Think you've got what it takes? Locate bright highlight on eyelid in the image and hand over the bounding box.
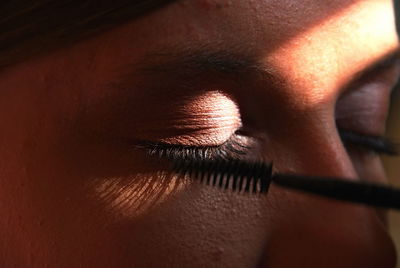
[159,90,242,146]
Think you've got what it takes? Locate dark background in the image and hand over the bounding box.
[385,1,400,264]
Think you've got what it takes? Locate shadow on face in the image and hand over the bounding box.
[0,0,398,267]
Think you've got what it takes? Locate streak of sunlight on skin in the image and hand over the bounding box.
[265,0,398,109]
[159,91,241,145]
[94,172,187,219]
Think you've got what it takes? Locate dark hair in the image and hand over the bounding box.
[0,0,176,70]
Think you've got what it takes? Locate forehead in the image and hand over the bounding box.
[91,0,397,66]
[10,0,397,111]
[70,0,396,100]
[155,0,394,48]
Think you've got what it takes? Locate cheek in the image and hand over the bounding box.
[108,176,396,268]
[100,186,275,267]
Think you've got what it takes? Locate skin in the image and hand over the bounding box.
[0,0,399,267]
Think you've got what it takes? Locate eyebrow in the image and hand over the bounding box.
[350,48,400,79]
[114,46,400,92]
[382,48,400,71]
[340,47,400,94]
[114,46,283,89]
[367,48,399,71]
[139,50,263,75]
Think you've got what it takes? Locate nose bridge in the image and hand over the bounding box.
[258,110,398,268]
[265,109,357,179]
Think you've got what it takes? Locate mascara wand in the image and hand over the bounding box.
[172,158,400,210]
[272,173,400,210]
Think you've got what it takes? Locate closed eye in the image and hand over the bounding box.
[137,132,260,162]
[339,128,398,155]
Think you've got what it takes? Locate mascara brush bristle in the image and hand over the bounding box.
[172,159,273,194]
[171,158,400,210]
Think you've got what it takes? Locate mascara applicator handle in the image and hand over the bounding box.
[272,174,400,210]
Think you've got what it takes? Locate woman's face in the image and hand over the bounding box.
[1,0,399,267]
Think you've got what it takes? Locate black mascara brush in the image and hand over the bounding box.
[172,158,400,210]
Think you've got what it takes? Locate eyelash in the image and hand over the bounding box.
[141,134,252,161]
[141,130,398,163]
[338,129,398,156]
